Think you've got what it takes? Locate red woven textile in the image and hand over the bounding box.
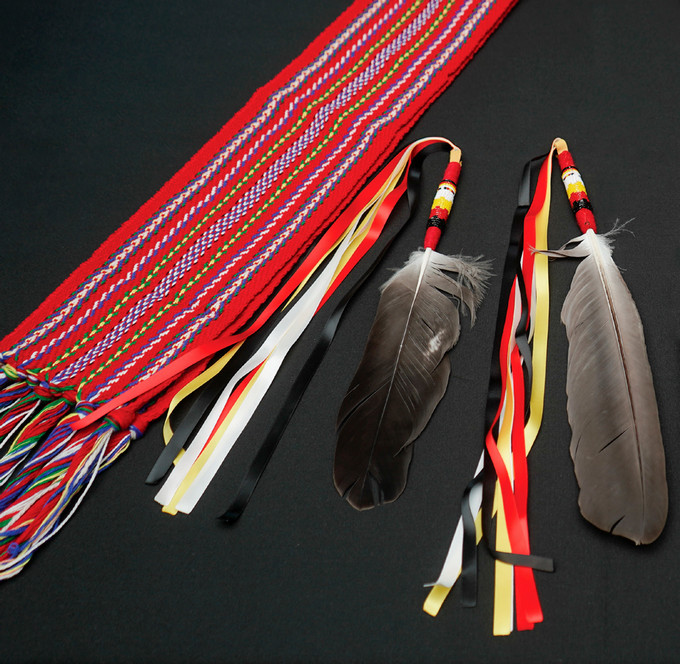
[0,0,516,577]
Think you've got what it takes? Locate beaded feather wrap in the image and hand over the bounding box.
[0,0,516,577]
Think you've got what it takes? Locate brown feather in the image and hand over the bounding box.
[548,229,667,544]
[334,249,490,510]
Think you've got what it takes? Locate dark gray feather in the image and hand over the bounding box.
[334,249,490,510]
[550,230,667,544]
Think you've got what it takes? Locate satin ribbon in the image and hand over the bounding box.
[425,140,559,634]
[150,138,457,514]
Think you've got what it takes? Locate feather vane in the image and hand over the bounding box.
[548,229,667,544]
[334,249,490,510]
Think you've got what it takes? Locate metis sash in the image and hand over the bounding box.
[0,0,516,577]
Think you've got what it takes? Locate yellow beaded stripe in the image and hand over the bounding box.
[560,166,587,199]
[432,180,456,213]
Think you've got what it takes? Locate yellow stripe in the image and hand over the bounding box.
[493,310,518,635]
[423,505,482,617]
[524,141,556,453]
[566,182,586,198]
[162,360,268,515]
[432,195,454,212]
[423,584,451,615]
[163,343,244,443]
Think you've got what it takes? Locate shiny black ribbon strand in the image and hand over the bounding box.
[146,142,455,524]
[460,154,554,608]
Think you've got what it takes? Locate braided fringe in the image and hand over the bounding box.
[0,398,72,485]
[0,417,123,579]
[0,373,135,579]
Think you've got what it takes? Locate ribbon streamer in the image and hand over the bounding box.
[153,139,459,515]
[424,140,558,634]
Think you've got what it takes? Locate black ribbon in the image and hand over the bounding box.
[145,316,281,485]
[220,141,451,523]
[460,154,554,608]
[144,141,454,514]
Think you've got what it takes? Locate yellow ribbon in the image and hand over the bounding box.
[492,141,555,634]
[424,141,556,632]
[159,141,444,513]
[162,360,269,515]
[163,344,244,444]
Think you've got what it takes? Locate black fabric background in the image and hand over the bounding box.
[1,2,679,662]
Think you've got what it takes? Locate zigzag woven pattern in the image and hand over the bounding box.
[0,0,516,577]
[1,0,514,425]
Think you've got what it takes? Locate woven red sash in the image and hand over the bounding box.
[0,0,516,577]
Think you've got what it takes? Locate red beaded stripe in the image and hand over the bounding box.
[424,159,461,249]
[556,148,597,233]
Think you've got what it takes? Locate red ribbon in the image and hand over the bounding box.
[74,138,451,431]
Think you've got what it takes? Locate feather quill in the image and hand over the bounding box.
[549,139,667,544]
[334,149,490,510]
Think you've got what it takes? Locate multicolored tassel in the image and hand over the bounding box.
[424,140,559,633]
